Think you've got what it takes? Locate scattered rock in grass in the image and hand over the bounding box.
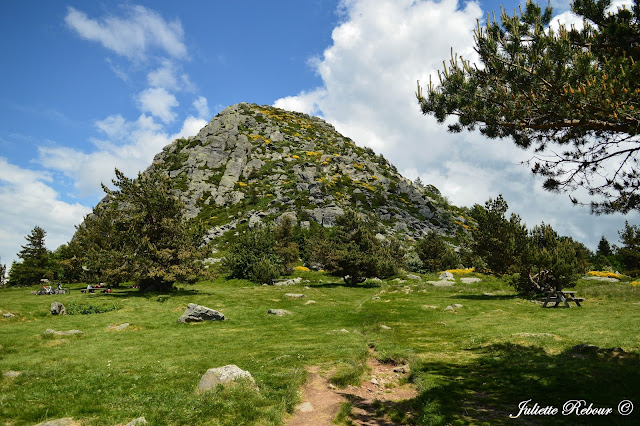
[427,280,454,287]
[393,278,406,283]
[368,277,383,283]
[570,344,627,357]
[4,370,21,378]
[444,305,462,312]
[274,277,302,286]
[178,303,225,323]
[380,325,391,330]
[452,304,463,308]
[338,329,350,333]
[295,401,314,413]
[107,323,130,331]
[372,296,380,300]
[268,309,292,316]
[460,277,482,284]
[285,293,305,299]
[197,364,256,393]
[35,417,81,426]
[126,416,148,425]
[514,332,556,338]
[50,302,66,316]
[582,276,620,282]
[43,329,83,337]
[406,274,422,281]
[304,300,316,305]
[3,313,14,318]
[393,365,410,374]
[439,271,454,281]
[422,305,438,309]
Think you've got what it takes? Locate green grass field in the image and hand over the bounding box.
[1,273,639,425]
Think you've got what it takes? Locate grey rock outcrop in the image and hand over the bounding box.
[43,329,83,337]
[197,364,255,393]
[50,302,66,315]
[178,303,225,323]
[268,309,292,316]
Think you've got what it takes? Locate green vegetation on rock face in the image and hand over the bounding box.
[144,103,466,246]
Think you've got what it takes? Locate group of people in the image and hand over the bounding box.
[41,283,63,294]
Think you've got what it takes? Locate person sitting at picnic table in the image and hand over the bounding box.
[87,284,93,290]
[57,283,62,291]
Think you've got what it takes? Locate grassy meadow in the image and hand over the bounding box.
[1,272,639,425]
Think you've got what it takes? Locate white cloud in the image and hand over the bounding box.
[136,87,179,123]
[192,96,211,120]
[65,5,187,61]
[0,158,91,268]
[273,89,326,116]
[273,0,638,249]
[37,112,207,198]
[147,58,195,92]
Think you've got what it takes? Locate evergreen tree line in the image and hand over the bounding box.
[3,166,640,296]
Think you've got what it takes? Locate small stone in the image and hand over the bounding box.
[304,300,316,305]
[268,309,292,316]
[197,365,255,393]
[439,271,454,281]
[178,303,225,323]
[370,377,379,385]
[452,304,463,308]
[43,329,83,337]
[406,274,422,281]
[295,401,314,413]
[284,293,305,299]
[3,313,14,318]
[4,370,21,378]
[338,329,350,333]
[393,365,410,374]
[380,325,391,330]
[422,305,438,309]
[444,306,456,312]
[107,323,130,331]
[35,418,80,426]
[460,277,481,284]
[372,296,381,300]
[126,417,148,425]
[50,302,66,316]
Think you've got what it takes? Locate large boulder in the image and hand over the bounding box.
[178,303,225,323]
[197,364,255,393]
[50,302,66,315]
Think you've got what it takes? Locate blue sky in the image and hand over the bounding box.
[1,0,637,268]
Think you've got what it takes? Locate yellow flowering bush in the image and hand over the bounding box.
[236,182,247,187]
[293,266,310,272]
[630,281,640,287]
[586,271,621,279]
[446,268,475,274]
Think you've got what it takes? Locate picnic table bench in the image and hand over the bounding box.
[542,290,584,308]
[81,287,111,294]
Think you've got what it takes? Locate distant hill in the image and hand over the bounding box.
[99,103,471,244]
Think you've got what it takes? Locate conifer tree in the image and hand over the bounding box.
[72,168,205,291]
[418,0,640,213]
[8,226,52,286]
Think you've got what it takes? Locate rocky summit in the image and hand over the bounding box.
[147,103,465,243]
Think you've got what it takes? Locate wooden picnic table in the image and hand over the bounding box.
[542,290,584,308]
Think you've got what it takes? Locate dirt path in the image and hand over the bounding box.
[286,352,418,425]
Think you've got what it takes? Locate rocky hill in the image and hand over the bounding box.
[147,103,468,245]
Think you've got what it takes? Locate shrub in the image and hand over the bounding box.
[66,301,120,315]
[416,231,459,272]
[223,225,282,284]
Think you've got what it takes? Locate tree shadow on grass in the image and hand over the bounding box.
[309,281,382,289]
[453,294,519,301]
[406,343,640,425]
[87,287,201,299]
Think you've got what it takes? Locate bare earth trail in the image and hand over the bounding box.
[286,352,418,425]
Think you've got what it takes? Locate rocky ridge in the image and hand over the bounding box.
[148,103,467,243]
